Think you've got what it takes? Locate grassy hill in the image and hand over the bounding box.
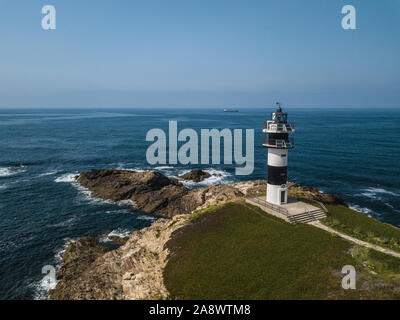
[164,202,400,299]
[287,184,400,253]
[322,204,400,253]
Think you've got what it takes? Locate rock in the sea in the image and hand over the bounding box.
[77,169,246,217]
[77,169,191,217]
[178,169,211,182]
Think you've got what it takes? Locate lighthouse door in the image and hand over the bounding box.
[280,190,286,204]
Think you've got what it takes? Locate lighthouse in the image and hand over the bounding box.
[262,102,295,205]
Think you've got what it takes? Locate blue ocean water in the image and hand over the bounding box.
[0,107,399,299]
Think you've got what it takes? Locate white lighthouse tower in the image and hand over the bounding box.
[262,102,295,205]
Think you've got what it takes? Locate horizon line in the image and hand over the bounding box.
[0,106,399,110]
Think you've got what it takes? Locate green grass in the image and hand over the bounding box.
[351,246,400,281]
[164,202,400,299]
[322,205,400,252]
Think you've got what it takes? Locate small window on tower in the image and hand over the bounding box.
[281,154,286,157]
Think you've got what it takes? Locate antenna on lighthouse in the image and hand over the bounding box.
[276,101,282,112]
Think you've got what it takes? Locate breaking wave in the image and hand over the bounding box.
[154,166,174,170]
[47,216,79,228]
[105,208,132,214]
[54,173,138,208]
[0,165,26,177]
[115,163,145,172]
[33,238,77,300]
[137,215,156,221]
[358,187,399,200]
[37,170,60,178]
[54,173,79,183]
[99,228,132,243]
[349,204,378,217]
[178,168,234,188]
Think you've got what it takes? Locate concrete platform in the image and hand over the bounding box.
[280,198,321,216]
[245,197,327,224]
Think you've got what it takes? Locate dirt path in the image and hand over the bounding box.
[310,221,400,259]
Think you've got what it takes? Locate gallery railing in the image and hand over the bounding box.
[263,122,295,132]
[262,138,295,148]
[248,197,290,216]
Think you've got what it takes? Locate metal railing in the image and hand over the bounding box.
[263,121,295,132]
[248,197,290,216]
[315,201,328,213]
[262,138,295,148]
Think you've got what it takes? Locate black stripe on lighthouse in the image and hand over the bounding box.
[267,165,287,185]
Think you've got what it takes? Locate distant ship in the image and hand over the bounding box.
[223,109,239,113]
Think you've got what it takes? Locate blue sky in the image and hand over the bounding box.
[0,0,399,108]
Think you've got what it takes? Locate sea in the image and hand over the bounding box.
[0,107,399,299]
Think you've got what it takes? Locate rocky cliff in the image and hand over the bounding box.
[49,169,345,300]
[77,169,263,217]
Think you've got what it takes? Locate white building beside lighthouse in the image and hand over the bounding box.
[262,102,295,205]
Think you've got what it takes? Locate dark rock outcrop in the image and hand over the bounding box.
[178,169,211,182]
[77,169,191,217]
[287,182,346,206]
[108,236,129,247]
[56,236,108,282]
[49,236,114,300]
[77,169,245,217]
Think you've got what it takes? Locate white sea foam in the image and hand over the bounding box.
[37,170,60,178]
[154,166,174,170]
[55,172,108,204]
[55,173,91,200]
[54,173,79,183]
[110,165,233,189]
[33,238,77,300]
[137,215,157,221]
[358,187,399,199]
[108,228,132,238]
[384,202,395,209]
[54,238,77,264]
[349,204,378,217]
[48,216,79,228]
[366,187,399,196]
[105,208,132,214]
[115,163,145,172]
[0,165,26,177]
[178,168,233,188]
[33,272,58,300]
[0,184,7,190]
[116,199,136,207]
[0,168,12,177]
[99,228,132,243]
[55,173,138,207]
